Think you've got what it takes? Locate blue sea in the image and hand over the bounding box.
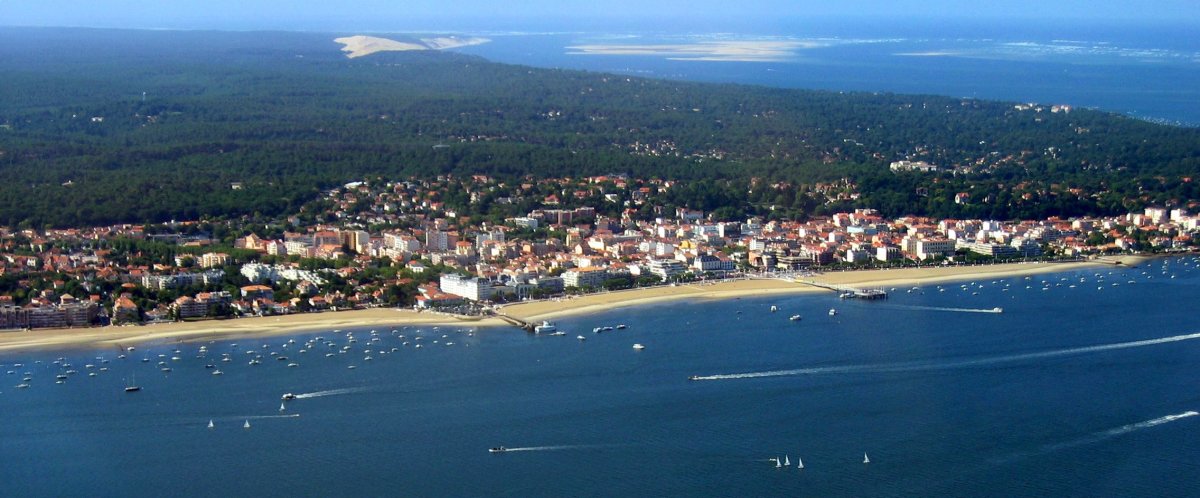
[3,256,1200,496]
[451,20,1200,126]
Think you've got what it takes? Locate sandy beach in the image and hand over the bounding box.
[0,257,1150,354]
[499,258,1142,321]
[0,308,504,354]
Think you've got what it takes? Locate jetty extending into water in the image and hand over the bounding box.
[494,313,535,331]
[793,279,888,300]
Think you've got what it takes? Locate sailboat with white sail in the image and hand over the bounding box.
[124,374,141,392]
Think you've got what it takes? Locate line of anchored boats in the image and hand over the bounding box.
[770,452,870,468]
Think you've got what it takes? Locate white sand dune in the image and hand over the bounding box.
[334,35,490,58]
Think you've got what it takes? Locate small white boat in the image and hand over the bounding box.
[775,457,782,468]
[863,452,870,464]
[828,308,837,316]
[797,457,803,469]
[489,446,507,453]
[208,419,214,429]
[783,455,790,466]
[533,321,557,334]
[279,402,286,412]
[789,314,802,321]
[212,370,223,376]
[770,305,779,312]
[632,343,645,350]
[244,420,251,429]
[576,335,586,341]
[616,324,627,329]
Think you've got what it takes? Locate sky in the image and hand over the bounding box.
[1,0,1198,31]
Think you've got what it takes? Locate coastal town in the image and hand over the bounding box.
[1,174,1197,331]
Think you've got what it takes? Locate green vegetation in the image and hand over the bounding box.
[1,27,1199,228]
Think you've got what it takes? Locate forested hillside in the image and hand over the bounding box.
[1,27,1198,227]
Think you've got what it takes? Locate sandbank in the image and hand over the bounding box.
[566,41,819,62]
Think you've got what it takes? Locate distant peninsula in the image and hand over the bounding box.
[334,35,490,58]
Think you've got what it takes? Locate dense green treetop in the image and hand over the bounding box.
[1,27,1197,227]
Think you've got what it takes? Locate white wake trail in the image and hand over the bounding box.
[245,414,302,420]
[692,331,1200,381]
[887,304,1004,314]
[501,444,612,452]
[1045,411,1198,451]
[294,387,370,399]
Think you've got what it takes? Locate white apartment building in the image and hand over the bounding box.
[439,274,495,301]
[562,267,609,289]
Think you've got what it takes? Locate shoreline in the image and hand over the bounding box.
[0,308,507,355]
[500,258,1133,322]
[0,256,1153,355]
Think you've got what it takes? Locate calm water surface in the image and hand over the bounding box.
[3,257,1200,496]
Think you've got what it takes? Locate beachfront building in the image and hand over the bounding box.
[111,297,140,324]
[648,259,688,279]
[876,245,903,262]
[0,305,30,329]
[958,240,1019,257]
[21,300,99,329]
[439,273,495,301]
[915,239,956,260]
[563,267,609,289]
[692,254,733,272]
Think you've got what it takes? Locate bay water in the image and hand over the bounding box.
[3,257,1199,496]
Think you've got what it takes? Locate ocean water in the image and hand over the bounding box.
[456,21,1200,125]
[3,256,1200,496]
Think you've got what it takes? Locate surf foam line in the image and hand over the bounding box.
[294,387,369,399]
[692,331,1200,381]
[1043,411,1199,452]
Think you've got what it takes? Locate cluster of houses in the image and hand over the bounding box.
[0,173,1196,329]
